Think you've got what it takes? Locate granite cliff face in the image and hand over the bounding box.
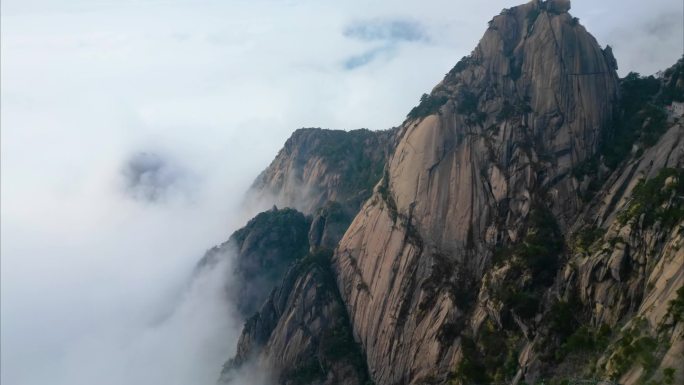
[206,129,391,385]
[554,123,684,383]
[333,1,619,383]
[214,1,684,385]
[220,250,371,385]
[250,128,396,215]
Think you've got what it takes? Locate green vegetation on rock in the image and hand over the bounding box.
[571,226,606,254]
[617,168,684,228]
[305,128,389,203]
[449,336,490,385]
[493,206,564,286]
[560,324,612,358]
[281,359,325,385]
[599,71,671,170]
[603,73,665,168]
[448,55,478,75]
[603,319,661,382]
[658,55,684,105]
[407,93,448,120]
[448,320,522,385]
[284,248,373,385]
[573,60,683,203]
[218,207,311,317]
[664,286,684,324]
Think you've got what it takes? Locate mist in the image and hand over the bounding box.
[2,0,682,384]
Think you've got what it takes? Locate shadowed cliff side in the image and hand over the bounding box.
[212,130,380,384]
[220,249,372,385]
[217,204,371,385]
[197,207,311,318]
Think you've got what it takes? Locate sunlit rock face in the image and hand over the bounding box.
[333,1,621,383]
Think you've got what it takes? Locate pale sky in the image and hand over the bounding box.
[1,1,683,385]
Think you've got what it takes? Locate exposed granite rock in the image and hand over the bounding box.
[220,251,371,385]
[522,121,684,383]
[216,3,684,385]
[250,128,396,215]
[545,0,571,14]
[333,2,619,384]
[217,201,365,385]
[308,202,355,253]
[212,127,396,384]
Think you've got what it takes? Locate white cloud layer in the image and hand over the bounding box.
[1,1,682,385]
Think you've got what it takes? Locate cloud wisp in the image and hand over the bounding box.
[343,19,429,43]
[121,151,195,203]
[343,45,396,70]
[341,18,430,70]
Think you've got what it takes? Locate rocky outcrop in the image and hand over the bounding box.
[213,124,399,385]
[199,207,310,318]
[548,121,684,384]
[332,2,619,384]
[219,178,369,384]
[220,252,371,385]
[250,128,395,215]
[308,202,355,253]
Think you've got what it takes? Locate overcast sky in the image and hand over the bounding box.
[1,1,683,385]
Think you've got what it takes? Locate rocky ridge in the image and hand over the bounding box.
[250,127,396,215]
[212,1,684,385]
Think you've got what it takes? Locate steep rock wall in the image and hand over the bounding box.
[198,208,311,318]
[332,2,619,384]
[220,255,371,385]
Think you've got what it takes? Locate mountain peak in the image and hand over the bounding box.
[333,2,621,384]
[221,3,684,385]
